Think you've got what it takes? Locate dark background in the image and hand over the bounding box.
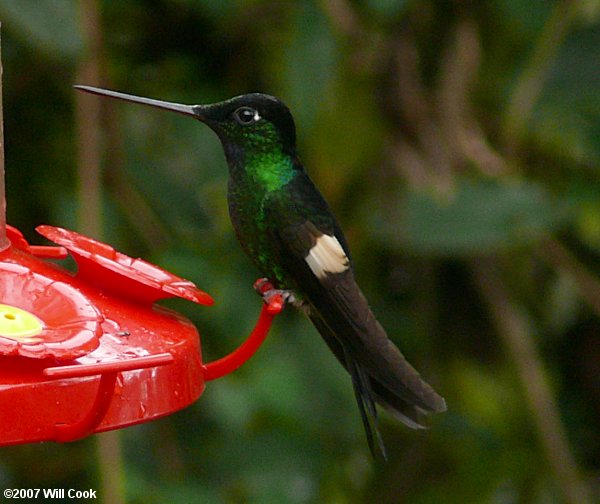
[0,0,598,502]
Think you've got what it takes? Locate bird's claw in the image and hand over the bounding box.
[253,278,292,315]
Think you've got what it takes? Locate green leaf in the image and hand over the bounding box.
[372,179,569,256]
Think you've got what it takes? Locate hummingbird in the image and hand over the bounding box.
[75,85,447,458]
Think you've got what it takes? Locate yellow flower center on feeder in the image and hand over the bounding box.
[0,304,43,341]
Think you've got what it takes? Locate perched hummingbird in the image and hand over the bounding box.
[76,85,447,457]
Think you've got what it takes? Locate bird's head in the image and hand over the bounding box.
[198,93,296,154]
[75,86,298,159]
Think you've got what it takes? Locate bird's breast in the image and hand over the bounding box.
[227,180,291,287]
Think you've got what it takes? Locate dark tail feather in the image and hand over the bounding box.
[309,308,444,457]
[371,381,431,429]
[345,347,387,460]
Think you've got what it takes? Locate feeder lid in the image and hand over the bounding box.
[36,225,213,306]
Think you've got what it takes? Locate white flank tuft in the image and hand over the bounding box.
[305,234,350,279]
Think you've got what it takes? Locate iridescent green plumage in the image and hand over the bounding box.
[220,118,300,287]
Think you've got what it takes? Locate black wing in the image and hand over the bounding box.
[264,174,446,456]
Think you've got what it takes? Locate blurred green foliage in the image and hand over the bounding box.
[0,0,599,503]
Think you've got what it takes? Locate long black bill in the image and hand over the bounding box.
[75,85,200,119]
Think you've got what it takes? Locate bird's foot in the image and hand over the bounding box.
[253,278,294,314]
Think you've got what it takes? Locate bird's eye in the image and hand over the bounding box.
[233,106,260,125]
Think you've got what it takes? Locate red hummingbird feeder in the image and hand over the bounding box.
[0,185,284,446]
